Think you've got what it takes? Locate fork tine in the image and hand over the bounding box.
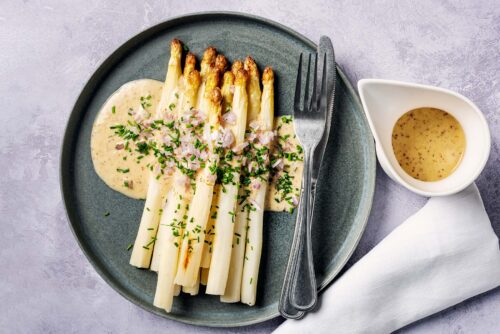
[319,53,328,112]
[294,53,303,111]
[308,53,318,111]
[303,54,312,112]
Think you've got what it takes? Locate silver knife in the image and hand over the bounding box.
[312,37,336,189]
[279,36,336,318]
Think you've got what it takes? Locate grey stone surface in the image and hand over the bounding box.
[0,0,498,333]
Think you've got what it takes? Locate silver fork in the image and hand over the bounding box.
[284,52,328,312]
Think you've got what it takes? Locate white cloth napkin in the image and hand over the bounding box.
[274,183,500,334]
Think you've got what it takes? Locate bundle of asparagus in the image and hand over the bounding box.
[128,39,275,312]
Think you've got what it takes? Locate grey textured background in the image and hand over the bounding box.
[1,0,499,333]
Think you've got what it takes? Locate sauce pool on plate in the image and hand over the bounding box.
[392,107,466,182]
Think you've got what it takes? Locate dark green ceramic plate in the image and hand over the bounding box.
[61,12,375,327]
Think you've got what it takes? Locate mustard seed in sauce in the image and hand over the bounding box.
[392,107,466,182]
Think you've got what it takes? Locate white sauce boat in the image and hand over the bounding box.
[358,79,490,197]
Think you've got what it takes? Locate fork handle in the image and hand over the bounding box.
[278,193,306,319]
[290,147,317,311]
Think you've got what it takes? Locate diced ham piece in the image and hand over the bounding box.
[258,130,274,145]
[180,134,192,143]
[199,150,208,161]
[232,141,249,153]
[163,136,172,145]
[181,142,195,155]
[190,118,200,127]
[222,111,237,125]
[251,179,261,190]
[188,160,200,170]
[133,105,148,123]
[220,129,234,148]
[247,132,257,142]
[272,159,283,169]
[249,121,260,130]
[164,113,175,121]
[247,161,258,173]
[196,110,207,122]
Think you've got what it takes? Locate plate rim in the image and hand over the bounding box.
[60,11,376,328]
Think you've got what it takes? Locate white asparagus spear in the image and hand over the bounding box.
[244,56,261,124]
[153,66,201,311]
[174,80,223,288]
[200,185,220,268]
[241,67,274,306]
[130,39,182,268]
[195,47,217,116]
[153,190,186,310]
[206,69,249,295]
[150,53,198,271]
[220,188,250,302]
[201,70,235,268]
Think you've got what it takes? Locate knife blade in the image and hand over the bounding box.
[312,36,336,188]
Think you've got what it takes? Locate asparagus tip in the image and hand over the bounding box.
[231,60,244,76]
[244,56,259,77]
[183,52,197,76]
[262,67,274,83]
[223,71,235,86]
[203,47,217,64]
[210,87,223,104]
[170,39,182,54]
[236,69,249,85]
[215,54,228,72]
[187,69,202,88]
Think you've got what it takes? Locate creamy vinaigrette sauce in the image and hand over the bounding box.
[266,117,304,212]
[91,79,170,199]
[91,79,303,212]
[392,107,466,182]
